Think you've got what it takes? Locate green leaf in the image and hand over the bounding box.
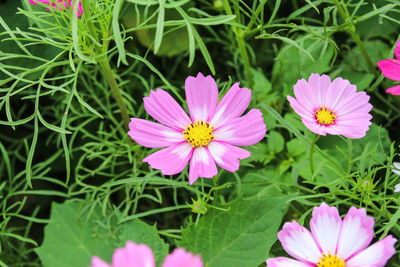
[154,0,165,54]
[35,201,115,267]
[271,35,334,96]
[36,201,170,267]
[267,131,284,153]
[119,219,169,266]
[178,195,293,267]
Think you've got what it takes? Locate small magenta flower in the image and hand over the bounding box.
[91,241,203,267]
[266,203,397,267]
[377,41,400,95]
[287,73,372,139]
[128,73,266,185]
[28,0,83,17]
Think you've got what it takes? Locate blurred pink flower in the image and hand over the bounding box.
[377,41,400,95]
[128,73,266,185]
[287,73,372,139]
[391,162,400,193]
[28,0,83,17]
[91,241,202,267]
[266,203,397,267]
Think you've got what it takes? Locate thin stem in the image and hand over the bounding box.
[98,58,130,129]
[346,139,352,174]
[82,2,130,130]
[334,0,376,75]
[309,134,319,174]
[222,0,253,87]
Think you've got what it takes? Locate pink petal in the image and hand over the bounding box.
[287,96,315,121]
[377,59,400,81]
[334,91,372,117]
[213,109,266,146]
[346,235,397,267]
[207,141,250,172]
[144,89,191,131]
[185,73,219,122]
[386,84,400,95]
[395,41,400,60]
[112,242,155,267]
[162,248,203,267]
[336,207,374,260]
[266,257,313,267]
[326,77,356,111]
[91,256,110,267]
[28,0,49,4]
[293,77,319,110]
[309,203,342,255]
[210,82,251,128]
[143,143,193,176]
[301,119,328,136]
[67,0,83,16]
[29,0,83,17]
[188,146,218,185]
[308,73,332,107]
[128,118,185,148]
[277,221,322,264]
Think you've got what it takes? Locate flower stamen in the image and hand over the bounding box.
[315,106,336,125]
[183,120,214,147]
[317,252,345,267]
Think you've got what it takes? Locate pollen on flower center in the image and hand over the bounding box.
[317,252,345,267]
[315,106,336,125]
[183,120,214,147]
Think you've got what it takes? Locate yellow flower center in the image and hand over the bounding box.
[183,121,214,147]
[317,253,345,267]
[315,106,336,125]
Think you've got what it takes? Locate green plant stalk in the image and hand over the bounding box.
[222,0,253,87]
[81,0,130,129]
[309,134,319,174]
[98,58,130,129]
[334,0,376,75]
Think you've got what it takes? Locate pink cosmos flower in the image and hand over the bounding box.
[28,0,83,17]
[266,203,397,267]
[91,241,203,267]
[287,73,372,139]
[128,73,267,185]
[377,41,400,95]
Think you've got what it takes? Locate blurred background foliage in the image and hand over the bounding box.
[0,0,400,266]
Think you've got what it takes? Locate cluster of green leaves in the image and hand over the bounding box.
[0,0,400,266]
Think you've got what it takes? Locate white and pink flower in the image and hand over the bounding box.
[266,203,397,267]
[287,73,372,139]
[128,73,266,185]
[91,241,202,267]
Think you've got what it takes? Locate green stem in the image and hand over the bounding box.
[309,134,319,174]
[346,139,352,174]
[222,0,253,87]
[80,1,130,129]
[98,58,130,129]
[334,0,376,75]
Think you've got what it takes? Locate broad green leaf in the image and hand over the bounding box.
[287,138,307,157]
[178,195,293,267]
[271,36,334,96]
[36,201,170,267]
[267,131,284,153]
[35,201,115,267]
[119,219,169,266]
